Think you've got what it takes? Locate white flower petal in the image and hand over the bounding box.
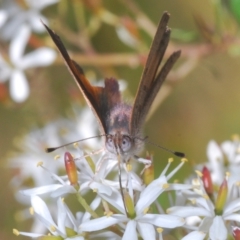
[136,176,167,214]
[90,231,121,240]
[20,48,56,69]
[224,213,240,222]
[89,181,113,195]
[168,206,212,218]
[33,211,64,236]
[181,231,206,240]
[224,197,240,215]
[10,24,30,66]
[66,237,84,240]
[99,188,125,213]
[20,184,63,196]
[221,141,235,162]
[80,216,123,231]
[57,198,67,234]
[18,231,44,237]
[140,214,184,228]
[27,12,47,33]
[64,205,79,231]
[26,0,59,10]
[31,196,55,225]
[0,10,7,28]
[122,220,137,240]
[167,183,193,191]
[0,55,11,81]
[193,197,214,212]
[82,197,101,222]
[116,26,138,48]
[51,185,76,197]
[137,222,155,240]
[9,70,29,102]
[209,216,227,240]
[1,12,26,41]
[198,217,213,232]
[207,140,224,185]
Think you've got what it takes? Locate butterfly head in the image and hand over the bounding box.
[104,103,143,161]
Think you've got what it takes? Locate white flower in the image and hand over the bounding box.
[0,10,7,28]
[0,0,59,40]
[80,174,186,239]
[207,138,240,187]
[15,195,97,239]
[0,24,56,102]
[9,119,79,188]
[168,177,240,240]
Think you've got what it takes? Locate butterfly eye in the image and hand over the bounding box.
[106,136,115,152]
[121,136,132,152]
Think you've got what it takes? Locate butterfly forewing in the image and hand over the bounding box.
[43,23,122,135]
[130,12,180,137]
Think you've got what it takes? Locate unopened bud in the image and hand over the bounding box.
[215,179,228,215]
[202,166,213,196]
[64,152,78,186]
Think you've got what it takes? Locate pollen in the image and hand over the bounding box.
[29,207,34,215]
[225,172,230,178]
[37,161,43,167]
[13,229,19,236]
[203,194,209,200]
[237,147,240,154]
[50,225,56,232]
[168,158,174,163]
[232,134,239,141]
[143,207,149,214]
[73,142,79,148]
[93,188,98,193]
[54,155,60,160]
[236,181,240,186]
[190,199,196,205]
[195,170,203,177]
[106,211,113,217]
[126,163,132,172]
[162,183,169,189]
[157,228,163,233]
[181,158,188,163]
[192,178,201,186]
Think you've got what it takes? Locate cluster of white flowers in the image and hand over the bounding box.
[11,134,240,240]
[0,0,58,102]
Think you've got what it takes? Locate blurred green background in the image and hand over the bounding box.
[1,0,240,239]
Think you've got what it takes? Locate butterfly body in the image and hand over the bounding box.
[97,78,143,160]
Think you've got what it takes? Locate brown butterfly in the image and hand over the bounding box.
[44,12,183,161]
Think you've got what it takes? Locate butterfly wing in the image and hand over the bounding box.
[130,12,181,137]
[43,23,121,135]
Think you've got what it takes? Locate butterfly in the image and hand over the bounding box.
[44,12,183,161]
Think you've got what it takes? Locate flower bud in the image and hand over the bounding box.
[124,192,136,219]
[143,154,154,185]
[202,166,214,201]
[64,152,78,186]
[215,179,228,215]
[232,226,240,240]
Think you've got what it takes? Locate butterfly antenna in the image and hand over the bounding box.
[135,137,185,158]
[45,134,106,153]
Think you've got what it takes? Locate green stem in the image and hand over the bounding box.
[76,192,99,219]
